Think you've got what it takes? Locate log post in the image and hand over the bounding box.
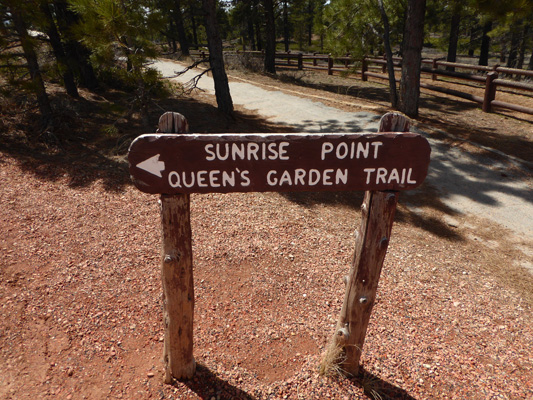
[157,112,195,382]
[328,54,333,75]
[323,112,409,377]
[361,57,368,81]
[298,53,303,70]
[432,58,439,80]
[483,71,498,113]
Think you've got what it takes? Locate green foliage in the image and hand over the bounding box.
[68,0,160,72]
[322,0,405,57]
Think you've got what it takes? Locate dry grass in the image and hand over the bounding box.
[319,338,347,377]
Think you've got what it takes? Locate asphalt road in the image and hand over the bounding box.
[152,59,533,271]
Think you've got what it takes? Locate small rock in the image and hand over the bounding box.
[147,372,155,378]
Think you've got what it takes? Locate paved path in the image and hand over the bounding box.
[153,60,533,269]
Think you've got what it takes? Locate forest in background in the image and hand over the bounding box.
[1,0,532,126]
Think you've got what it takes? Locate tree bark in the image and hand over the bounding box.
[307,0,314,47]
[168,18,178,53]
[9,4,52,123]
[40,1,79,97]
[283,0,290,52]
[479,20,492,66]
[202,0,234,115]
[446,11,461,72]
[189,7,198,46]
[264,0,276,73]
[255,21,263,51]
[248,18,256,51]
[378,0,398,108]
[53,0,98,90]
[173,0,190,56]
[399,0,426,118]
[506,22,522,69]
[517,24,530,70]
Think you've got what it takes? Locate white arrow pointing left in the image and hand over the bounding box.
[136,154,165,178]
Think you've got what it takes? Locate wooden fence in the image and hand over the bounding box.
[189,49,533,116]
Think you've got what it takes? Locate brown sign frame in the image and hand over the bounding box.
[128,132,431,194]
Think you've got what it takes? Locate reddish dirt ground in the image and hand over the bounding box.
[1,67,532,399]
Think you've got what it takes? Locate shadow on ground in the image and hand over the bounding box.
[274,69,533,162]
[0,89,293,193]
[177,363,257,400]
[175,363,417,400]
[355,368,418,400]
[281,185,464,242]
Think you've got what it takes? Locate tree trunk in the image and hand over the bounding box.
[189,7,198,46]
[283,0,290,52]
[169,18,178,52]
[446,11,461,72]
[173,0,190,56]
[307,1,314,48]
[399,0,426,118]
[517,24,530,70]
[264,0,276,73]
[255,20,263,51]
[248,18,256,51]
[53,0,98,90]
[479,20,492,66]
[202,0,234,115]
[40,1,78,97]
[9,4,52,123]
[378,0,398,108]
[506,22,522,69]
[468,25,477,57]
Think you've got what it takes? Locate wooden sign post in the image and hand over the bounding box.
[156,113,195,382]
[322,113,411,377]
[128,111,430,382]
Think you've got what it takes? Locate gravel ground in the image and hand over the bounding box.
[1,62,532,399]
[1,146,532,399]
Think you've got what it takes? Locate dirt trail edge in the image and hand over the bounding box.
[153,59,532,273]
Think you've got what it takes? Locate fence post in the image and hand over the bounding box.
[328,54,333,75]
[313,52,317,66]
[298,53,303,70]
[432,58,439,81]
[483,71,498,113]
[157,112,196,383]
[382,55,387,73]
[361,57,368,81]
[345,53,350,68]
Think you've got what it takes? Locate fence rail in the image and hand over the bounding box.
[188,50,533,116]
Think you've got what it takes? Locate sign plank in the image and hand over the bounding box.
[128,133,431,194]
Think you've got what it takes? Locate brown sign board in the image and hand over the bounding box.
[128,133,431,194]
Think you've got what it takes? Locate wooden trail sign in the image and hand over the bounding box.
[128,133,430,195]
[128,111,430,382]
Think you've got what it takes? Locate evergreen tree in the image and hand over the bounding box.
[1,1,53,123]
